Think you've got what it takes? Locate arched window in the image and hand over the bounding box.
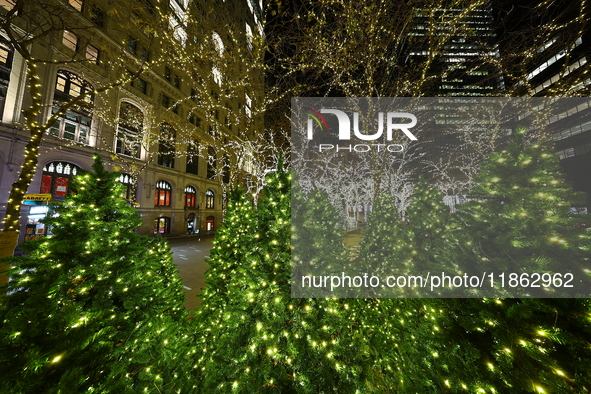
[158,123,176,168]
[154,180,172,206]
[116,102,143,158]
[207,146,216,179]
[154,216,171,234]
[117,173,135,201]
[205,189,214,209]
[40,161,81,196]
[49,70,94,145]
[184,185,196,208]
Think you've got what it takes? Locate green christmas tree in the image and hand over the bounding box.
[459,129,591,296]
[430,297,591,393]
[291,184,350,298]
[0,155,189,393]
[357,193,403,285]
[193,163,376,393]
[427,131,591,392]
[357,178,474,297]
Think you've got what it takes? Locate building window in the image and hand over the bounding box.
[212,65,222,86]
[187,213,196,234]
[49,109,91,144]
[54,70,93,103]
[116,102,143,158]
[154,217,171,234]
[184,185,196,208]
[212,31,224,55]
[117,173,135,201]
[162,94,170,108]
[86,44,99,63]
[154,181,172,206]
[0,0,16,11]
[158,123,176,168]
[245,92,252,118]
[127,35,138,54]
[51,71,93,144]
[136,78,148,94]
[205,215,215,232]
[245,22,253,51]
[140,47,149,61]
[205,189,214,209]
[207,147,216,179]
[165,66,172,82]
[186,141,199,175]
[0,41,13,116]
[90,5,105,27]
[62,30,78,51]
[173,74,181,89]
[40,161,80,196]
[68,0,83,11]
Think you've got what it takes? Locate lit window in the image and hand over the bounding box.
[86,44,99,63]
[68,0,83,11]
[154,181,172,206]
[53,70,93,103]
[245,22,253,51]
[212,32,224,55]
[41,161,80,196]
[184,185,196,208]
[245,92,252,118]
[0,0,16,11]
[212,66,222,86]
[0,41,11,67]
[154,217,171,234]
[62,31,78,51]
[205,189,214,209]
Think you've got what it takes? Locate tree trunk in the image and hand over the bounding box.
[0,66,44,290]
[0,230,19,287]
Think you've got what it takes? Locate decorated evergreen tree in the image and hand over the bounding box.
[429,297,591,393]
[357,178,474,297]
[357,193,403,287]
[428,131,591,392]
[459,129,591,297]
[193,163,376,393]
[0,155,189,393]
[291,184,350,298]
[198,188,256,306]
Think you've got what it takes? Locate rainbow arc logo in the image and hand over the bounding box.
[303,107,329,137]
